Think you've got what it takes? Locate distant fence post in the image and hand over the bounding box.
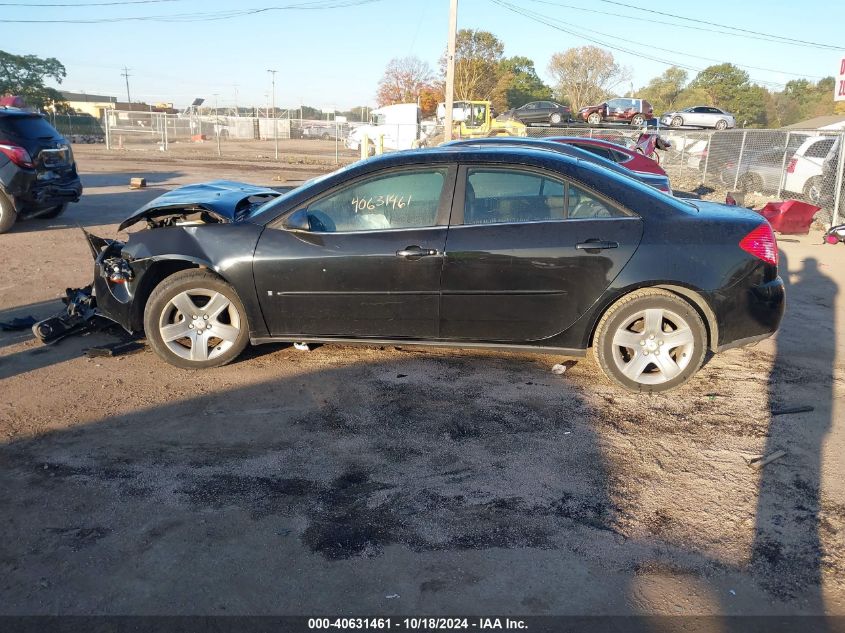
[833,132,845,227]
[776,131,791,199]
[163,114,169,151]
[104,111,111,150]
[702,132,711,186]
[680,133,687,174]
[733,129,748,192]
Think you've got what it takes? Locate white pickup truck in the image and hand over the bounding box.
[346,103,423,152]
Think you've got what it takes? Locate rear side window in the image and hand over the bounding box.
[0,116,60,140]
[305,168,446,232]
[572,144,614,161]
[568,184,627,219]
[465,168,564,224]
[805,139,835,159]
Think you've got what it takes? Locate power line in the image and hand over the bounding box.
[523,0,839,53]
[490,0,789,89]
[596,0,842,51]
[527,6,822,80]
[0,0,181,5]
[0,0,384,22]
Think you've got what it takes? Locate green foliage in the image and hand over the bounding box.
[447,29,505,101]
[0,50,67,111]
[492,56,553,111]
[638,66,688,114]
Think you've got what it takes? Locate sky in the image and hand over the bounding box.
[2,0,843,112]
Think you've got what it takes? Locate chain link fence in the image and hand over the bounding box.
[524,125,845,225]
[94,110,845,225]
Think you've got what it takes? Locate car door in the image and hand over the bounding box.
[440,165,644,342]
[253,165,457,339]
[518,102,539,123]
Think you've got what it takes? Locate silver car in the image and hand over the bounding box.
[661,106,735,130]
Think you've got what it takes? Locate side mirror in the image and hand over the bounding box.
[283,208,311,231]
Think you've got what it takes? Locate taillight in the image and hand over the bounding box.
[786,158,797,173]
[739,223,778,266]
[0,142,34,168]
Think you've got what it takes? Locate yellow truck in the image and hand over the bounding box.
[437,100,527,139]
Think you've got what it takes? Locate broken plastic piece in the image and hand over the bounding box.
[32,286,116,345]
[293,342,311,351]
[84,340,144,358]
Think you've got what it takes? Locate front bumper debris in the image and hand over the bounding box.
[31,285,115,345]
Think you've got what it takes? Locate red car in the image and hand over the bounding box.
[546,136,668,177]
[577,98,653,126]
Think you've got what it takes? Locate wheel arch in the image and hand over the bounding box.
[129,257,233,331]
[587,283,719,352]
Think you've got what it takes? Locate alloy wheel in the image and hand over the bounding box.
[158,288,242,362]
[609,307,695,386]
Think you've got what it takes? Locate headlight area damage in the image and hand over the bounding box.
[32,181,282,345]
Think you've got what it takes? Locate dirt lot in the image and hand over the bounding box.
[0,146,844,616]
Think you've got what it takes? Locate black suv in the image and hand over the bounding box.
[0,108,83,233]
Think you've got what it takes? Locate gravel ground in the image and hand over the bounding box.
[0,147,843,616]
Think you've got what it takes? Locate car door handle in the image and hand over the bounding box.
[396,245,439,259]
[576,240,619,251]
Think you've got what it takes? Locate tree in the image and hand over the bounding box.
[445,29,505,101]
[418,82,444,118]
[547,46,630,111]
[0,50,67,111]
[376,56,435,107]
[491,56,553,111]
[688,64,768,127]
[639,66,688,114]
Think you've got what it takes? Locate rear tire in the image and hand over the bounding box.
[550,112,562,125]
[715,119,728,131]
[593,288,707,393]
[739,173,762,193]
[803,176,821,204]
[37,203,68,219]
[0,192,17,234]
[587,112,602,125]
[631,114,645,126]
[144,269,250,369]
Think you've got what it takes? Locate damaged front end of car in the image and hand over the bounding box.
[32,180,282,344]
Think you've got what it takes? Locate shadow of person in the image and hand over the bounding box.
[751,253,835,610]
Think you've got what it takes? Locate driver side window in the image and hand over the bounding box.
[305,168,447,232]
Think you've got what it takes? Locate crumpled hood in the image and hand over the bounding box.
[118,180,282,231]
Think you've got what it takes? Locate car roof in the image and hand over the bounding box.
[442,137,641,178]
[0,108,43,118]
[546,136,634,152]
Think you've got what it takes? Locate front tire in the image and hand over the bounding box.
[0,192,17,233]
[144,269,250,369]
[671,116,683,128]
[593,288,707,393]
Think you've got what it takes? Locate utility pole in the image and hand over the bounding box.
[444,0,458,141]
[267,69,278,160]
[121,66,132,104]
[233,84,239,117]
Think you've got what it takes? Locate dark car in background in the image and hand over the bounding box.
[0,108,82,233]
[499,101,572,126]
[578,98,653,126]
[73,146,783,392]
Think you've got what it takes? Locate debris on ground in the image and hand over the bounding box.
[771,405,814,416]
[385,594,400,599]
[31,287,116,346]
[293,342,311,351]
[551,360,578,375]
[84,340,145,358]
[129,177,147,189]
[0,316,37,331]
[748,450,787,470]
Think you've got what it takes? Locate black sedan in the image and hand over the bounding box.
[499,101,572,126]
[75,147,784,392]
